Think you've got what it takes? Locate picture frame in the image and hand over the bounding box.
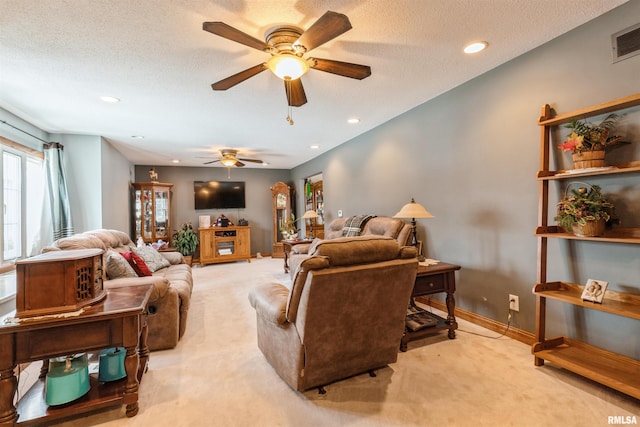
[581,279,608,304]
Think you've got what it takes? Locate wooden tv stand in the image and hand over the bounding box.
[0,285,152,426]
[199,226,251,265]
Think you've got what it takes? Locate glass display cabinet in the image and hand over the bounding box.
[132,182,173,244]
[303,179,324,239]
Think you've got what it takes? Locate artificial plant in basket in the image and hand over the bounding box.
[171,222,199,261]
[558,113,622,154]
[555,184,615,237]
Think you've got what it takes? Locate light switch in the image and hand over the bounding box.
[338,210,343,218]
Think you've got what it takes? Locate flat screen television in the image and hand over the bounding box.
[194,181,246,210]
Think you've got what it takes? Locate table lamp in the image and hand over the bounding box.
[393,198,433,259]
[301,209,318,238]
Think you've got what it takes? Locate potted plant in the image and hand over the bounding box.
[171,222,199,265]
[555,183,614,237]
[280,213,299,240]
[557,113,622,169]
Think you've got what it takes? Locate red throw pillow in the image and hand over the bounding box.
[121,251,153,277]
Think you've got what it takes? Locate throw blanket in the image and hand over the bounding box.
[341,215,376,237]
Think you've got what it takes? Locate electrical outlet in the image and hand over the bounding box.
[509,294,520,312]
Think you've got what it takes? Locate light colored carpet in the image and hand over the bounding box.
[48,257,639,426]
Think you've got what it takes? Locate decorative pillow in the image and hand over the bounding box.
[131,245,170,272]
[121,251,153,277]
[341,215,375,237]
[105,249,137,279]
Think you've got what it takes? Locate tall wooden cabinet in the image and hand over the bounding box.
[533,93,640,399]
[132,182,172,244]
[199,226,251,265]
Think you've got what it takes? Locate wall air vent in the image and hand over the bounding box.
[611,23,640,63]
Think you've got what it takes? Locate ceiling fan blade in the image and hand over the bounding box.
[203,22,269,52]
[235,161,246,167]
[308,58,371,80]
[295,11,352,52]
[203,159,221,165]
[211,63,267,90]
[285,78,307,107]
[237,158,264,164]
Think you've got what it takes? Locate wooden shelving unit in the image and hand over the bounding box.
[535,226,640,243]
[533,93,640,399]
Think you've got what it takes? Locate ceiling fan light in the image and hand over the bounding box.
[221,158,236,167]
[267,54,309,80]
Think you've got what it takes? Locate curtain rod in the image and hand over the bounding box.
[0,119,49,144]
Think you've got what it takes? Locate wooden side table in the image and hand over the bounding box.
[400,262,461,351]
[282,239,314,273]
[0,285,152,426]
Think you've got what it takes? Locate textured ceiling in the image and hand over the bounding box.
[0,0,629,169]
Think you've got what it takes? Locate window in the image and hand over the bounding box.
[1,143,44,266]
[3,152,21,260]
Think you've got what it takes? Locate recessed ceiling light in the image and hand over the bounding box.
[310,145,320,149]
[347,118,360,124]
[464,41,488,54]
[100,96,120,103]
[172,159,180,164]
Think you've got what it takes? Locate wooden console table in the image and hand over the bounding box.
[0,285,152,426]
[400,262,461,351]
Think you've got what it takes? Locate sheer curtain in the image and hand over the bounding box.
[44,142,73,240]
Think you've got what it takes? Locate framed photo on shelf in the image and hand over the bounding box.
[581,279,608,304]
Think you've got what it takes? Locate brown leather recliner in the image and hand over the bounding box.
[288,216,413,280]
[248,235,418,392]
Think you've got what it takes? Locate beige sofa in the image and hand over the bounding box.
[43,229,193,351]
[249,235,418,392]
[288,216,413,279]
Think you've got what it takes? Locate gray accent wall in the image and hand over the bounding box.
[48,134,132,240]
[292,1,640,358]
[101,136,134,232]
[134,165,291,257]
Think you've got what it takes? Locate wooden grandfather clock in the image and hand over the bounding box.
[271,181,292,258]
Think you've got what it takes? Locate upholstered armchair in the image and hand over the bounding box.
[248,235,418,392]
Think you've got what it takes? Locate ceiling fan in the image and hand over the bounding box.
[201,149,264,167]
[203,11,372,110]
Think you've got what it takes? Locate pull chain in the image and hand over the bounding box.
[285,78,294,126]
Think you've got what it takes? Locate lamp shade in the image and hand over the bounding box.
[393,198,434,219]
[301,209,318,219]
[267,53,309,80]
